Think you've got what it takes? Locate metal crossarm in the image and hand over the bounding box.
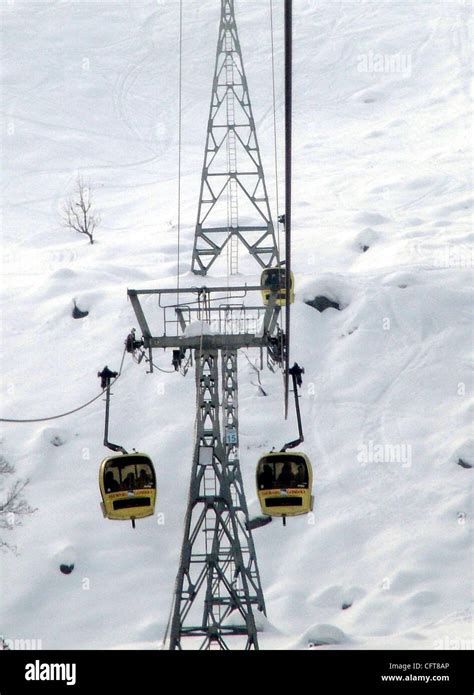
[127,286,281,353]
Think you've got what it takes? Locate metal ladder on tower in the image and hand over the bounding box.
[191,0,278,276]
[226,29,239,276]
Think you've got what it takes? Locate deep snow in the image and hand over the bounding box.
[0,0,472,650]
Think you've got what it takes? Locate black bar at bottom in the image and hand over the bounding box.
[0,649,472,693]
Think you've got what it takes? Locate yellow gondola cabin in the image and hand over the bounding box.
[99,453,156,523]
[261,268,295,306]
[256,451,313,519]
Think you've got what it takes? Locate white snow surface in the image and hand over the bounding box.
[0,0,472,650]
[183,320,216,337]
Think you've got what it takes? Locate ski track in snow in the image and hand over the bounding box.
[0,0,472,650]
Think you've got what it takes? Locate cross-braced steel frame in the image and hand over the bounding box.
[128,287,281,649]
[168,350,262,650]
[191,0,279,275]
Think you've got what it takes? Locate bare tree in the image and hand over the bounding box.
[63,176,100,244]
[0,456,36,554]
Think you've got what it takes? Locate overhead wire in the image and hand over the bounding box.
[284,0,292,419]
[133,348,176,375]
[269,0,281,262]
[162,6,192,647]
[176,0,183,328]
[0,347,127,424]
[150,361,176,376]
[270,0,286,380]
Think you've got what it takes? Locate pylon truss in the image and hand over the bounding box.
[221,350,266,613]
[191,0,279,276]
[169,351,263,650]
[127,285,283,650]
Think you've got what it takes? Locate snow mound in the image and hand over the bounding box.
[302,624,348,648]
[183,320,216,337]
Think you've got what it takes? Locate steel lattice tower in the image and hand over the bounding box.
[191,0,279,276]
[128,0,286,649]
[128,285,283,649]
[221,350,266,612]
[169,349,265,649]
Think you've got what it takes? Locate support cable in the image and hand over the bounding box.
[176,0,183,324]
[133,350,176,375]
[269,0,281,259]
[0,347,127,424]
[284,0,292,419]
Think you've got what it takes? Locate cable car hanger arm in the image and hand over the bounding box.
[281,363,304,452]
[98,366,128,454]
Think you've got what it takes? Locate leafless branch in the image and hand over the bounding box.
[0,456,14,477]
[63,176,100,244]
[0,460,36,553]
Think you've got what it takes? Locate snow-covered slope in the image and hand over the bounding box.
[0,0,472,650]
